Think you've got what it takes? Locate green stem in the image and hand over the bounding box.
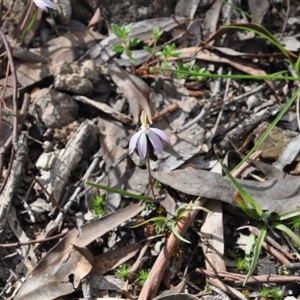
[146,151,156,202]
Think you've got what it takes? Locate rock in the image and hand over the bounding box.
[30,88,78,128]
[53,60,100,94]
[254,121,298,160]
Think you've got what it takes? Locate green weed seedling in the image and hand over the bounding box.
[116,263,131,281]
[221,160,300,285]
[136,269,150,286]
[290,216,300,231]
[259,285,272,299]
[235,257,251,273]
[144,27,164,59]
[90,194,105,218]
[270,287,284,300]
[111,23,140,65]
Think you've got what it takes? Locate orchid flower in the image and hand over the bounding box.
[129,111,170,159]
[33,0,57,12]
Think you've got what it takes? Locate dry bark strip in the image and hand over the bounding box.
[0,133,28,241]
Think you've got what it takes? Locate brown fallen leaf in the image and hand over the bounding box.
[15,203,145,299]
[75,203,145,247]
[97,117,129,212]
[90,243,141,276]
[152,169,300,214]
[99,64,152,124]
[15,229,93,300]
[73,95,132,124]
[200,200,226,274]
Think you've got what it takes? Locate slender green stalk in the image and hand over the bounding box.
[146,151,156,201]
[86,182,152,201]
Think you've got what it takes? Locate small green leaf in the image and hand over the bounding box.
[295,53,300,72]
[244,225,267,285]
[112,44,125,53]
[144,46,153,54]
[130,58,137,65]
[273,208,300,222]
[129,38,140,48]
[130,216,166,228]
[170,43,176,51]
[273,223,300,248]
[111,23,124,39]
[155,51,163,57]
[161,61,169,68]
[152,27,164,41]
[219,160,263,218]
[169,221,190,243]
[124,23,133,35]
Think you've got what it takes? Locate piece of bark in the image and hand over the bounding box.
[0,133,28,242]
[35,119,99,203]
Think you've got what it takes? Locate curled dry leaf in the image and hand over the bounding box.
[99,64,152,124]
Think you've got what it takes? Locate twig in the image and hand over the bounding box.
[138,198,207,300]
[231,151,262,178]
[197,268,300,284]
[0,231,68,247]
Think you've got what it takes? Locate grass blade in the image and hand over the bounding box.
[244,225,267,285]
[220,160,263,217]
[86,182,152,201]
[273,223,300,248]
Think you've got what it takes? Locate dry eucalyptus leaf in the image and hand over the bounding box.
[90,243,141,276]
[15,230,93,300]
[200,200,226,273]
[97,117,129,212]
[15,204,145,299]
[75,203,146,247]
[152,169,300,213]
[99,64,152,124]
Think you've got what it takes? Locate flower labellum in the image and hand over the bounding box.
[129,111,170,159]
[33,0,57,12]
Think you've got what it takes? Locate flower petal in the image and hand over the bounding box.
[34,0,57,12]
[129,130,143,154]
[137,132,148,159]
[149,128,170,144]
[148,131,163,154]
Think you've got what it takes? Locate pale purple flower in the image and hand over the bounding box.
[33,0,57,12]
[129,111,170,159]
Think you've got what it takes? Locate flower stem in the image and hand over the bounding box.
[146,151,156,202]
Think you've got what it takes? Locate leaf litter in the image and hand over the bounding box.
[1,1,300,300]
